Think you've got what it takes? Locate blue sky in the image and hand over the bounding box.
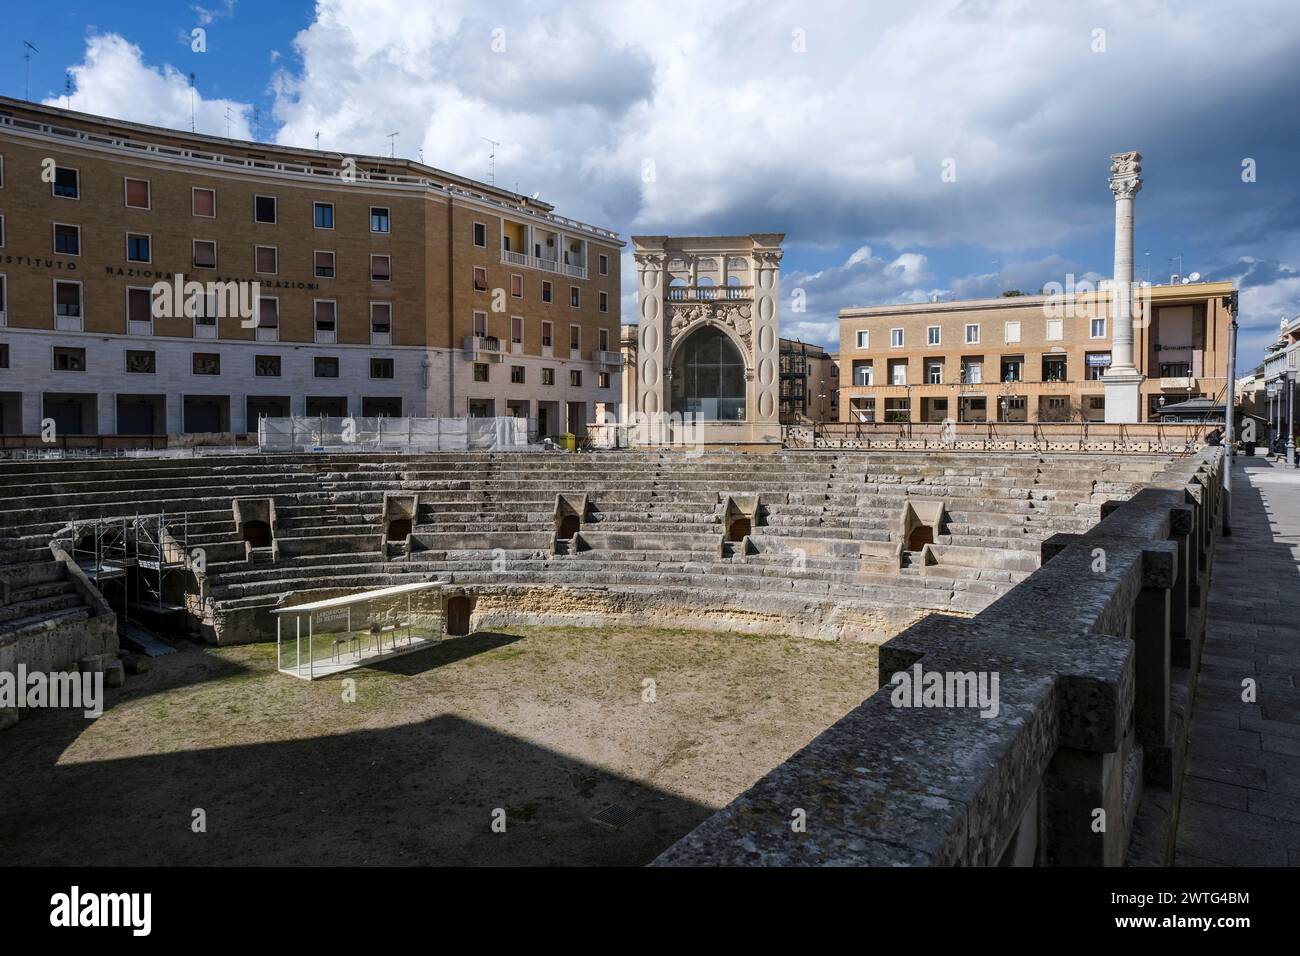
[5,0,1298,366]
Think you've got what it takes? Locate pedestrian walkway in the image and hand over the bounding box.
[1175,455,1300,866]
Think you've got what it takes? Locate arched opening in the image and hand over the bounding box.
[667,277,688,301]
[907,525,934,552]
[445,595,472,636]
[696,275,715,300]
[386,517,412,541]
[725,274,745,299]
[725,516,751,542]
[558,514,580,538]
[242,520,271,548]
[670,325,746,422]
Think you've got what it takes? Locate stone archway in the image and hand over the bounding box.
[669,323,748,422]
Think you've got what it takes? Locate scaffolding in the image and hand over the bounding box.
[70,511,193,624]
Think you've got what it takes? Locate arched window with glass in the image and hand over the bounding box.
[670,325,746,421]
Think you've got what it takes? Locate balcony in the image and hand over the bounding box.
[667,285,753,302]
[591,349,621,369]
[256,326,279,342]
[1159,376,1196,391]
[194,320,218,339]
[370,330,391,346]
[55,314,83,332]
[128,319,154,336]
[314,329,336,345]
[463,335,504,362]
[500,251,586,280]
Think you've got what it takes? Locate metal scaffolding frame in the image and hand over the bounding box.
[70,511,192,624]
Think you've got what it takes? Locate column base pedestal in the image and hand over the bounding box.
[1103,370,1145,423]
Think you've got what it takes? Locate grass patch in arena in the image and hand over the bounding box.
[0,625,878,865]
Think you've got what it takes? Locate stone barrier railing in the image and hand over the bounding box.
[653,445,1223,866]
[815,421,1209,454]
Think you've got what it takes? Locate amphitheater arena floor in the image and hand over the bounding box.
[0,625,877,865]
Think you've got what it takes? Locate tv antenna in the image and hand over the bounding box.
[481,136,500,185]
[252,106,261,141]
[224,106,233,138]
[188,72,196,132]
[22,41,39,101]
[314,131,320,150]
[386,131,398,158]
[64,71,72,108]
[1169,253,1184,283]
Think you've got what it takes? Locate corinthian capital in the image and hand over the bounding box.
[1108,150,1142,200]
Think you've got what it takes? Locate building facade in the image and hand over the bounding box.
[0,97,622,437]
[1262,314,1300,452]
[778,339,837,422]
[837,281,1235,425]
[630,234,784,446]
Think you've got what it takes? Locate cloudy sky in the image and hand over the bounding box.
[7,0,1299,364]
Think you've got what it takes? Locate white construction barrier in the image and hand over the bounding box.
[257,416,534,453]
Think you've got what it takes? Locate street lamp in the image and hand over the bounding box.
[1288,369,1296,468]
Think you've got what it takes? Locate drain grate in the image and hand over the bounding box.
[590,804,639,830]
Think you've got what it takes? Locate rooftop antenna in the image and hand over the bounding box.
[64,71,72,108]
[1169,252,1183,283]
[224,106,233,138]
[386,131,398,159]
[252,106,261,141]
[417,147,423,164]
[481,136,500,185]
[188,72,196,132]
[314,131,320,150]
[22,41,39,101]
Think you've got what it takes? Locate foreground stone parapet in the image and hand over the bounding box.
[653,447,1223,866]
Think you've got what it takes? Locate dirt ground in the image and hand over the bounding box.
[0,626,879,866]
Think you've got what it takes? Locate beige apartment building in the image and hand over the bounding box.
[837,281,1235,425]
[0,96,622,437]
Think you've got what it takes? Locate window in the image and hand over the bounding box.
[0,344,6,369]
[192,187,216,217]
[127,233,151,263]
[254,195,277,224]
[542,281,553,304]
[598,371,610,388]
[313,202,334,229]
[889,359,907,385]
[370,254,391,281]
[511,316,523,346]
[1160,361,1191,378]
[255,355,281,377]
[473,222,487,247]
[510,365,525,384]
[55,281,82,318]
[1004,321,1021,343]
[965,323,980,344]
[371,302,392,339]
[1042,355,1068,381]
[127,287,152,327]
[473,267,488,292]
[0,214,4,247]
[53,223,80,255]
[53,346,85,371]
[193,240,217,269]
[473,311,488,337]
[125,350,155,373]
[314,357,340,378]
[1088,397,1106,411]
[852,360,873,386]
[926,360,943,385]
[370,207,390,233]
[927,326,940,346]
[192,353,221,375]
[314,251,335,278]
[599,328,610,351]
[1045,318,1063,341]
[124,178,150,209]
[1000,356,1023,382]
[370,358,394,379]
[599,292,609,313]
[314,300,337,343]
[473,363,490,383]
[541,367,555,386]
[541,321,553,348]
[961,360,982,385]
[1090,317,1106,338]
[257,297,279,335]
[569,325,581,350]
[570,369,583,387]
[510,274,523,298]
[890,328,904,348]
[53,166,79,199]
[246,245,275,275]
[570,286,580,308]
[1087,353,1112,380]
[599,254,609,276]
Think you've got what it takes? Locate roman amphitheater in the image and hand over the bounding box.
[0,435,1226,866]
